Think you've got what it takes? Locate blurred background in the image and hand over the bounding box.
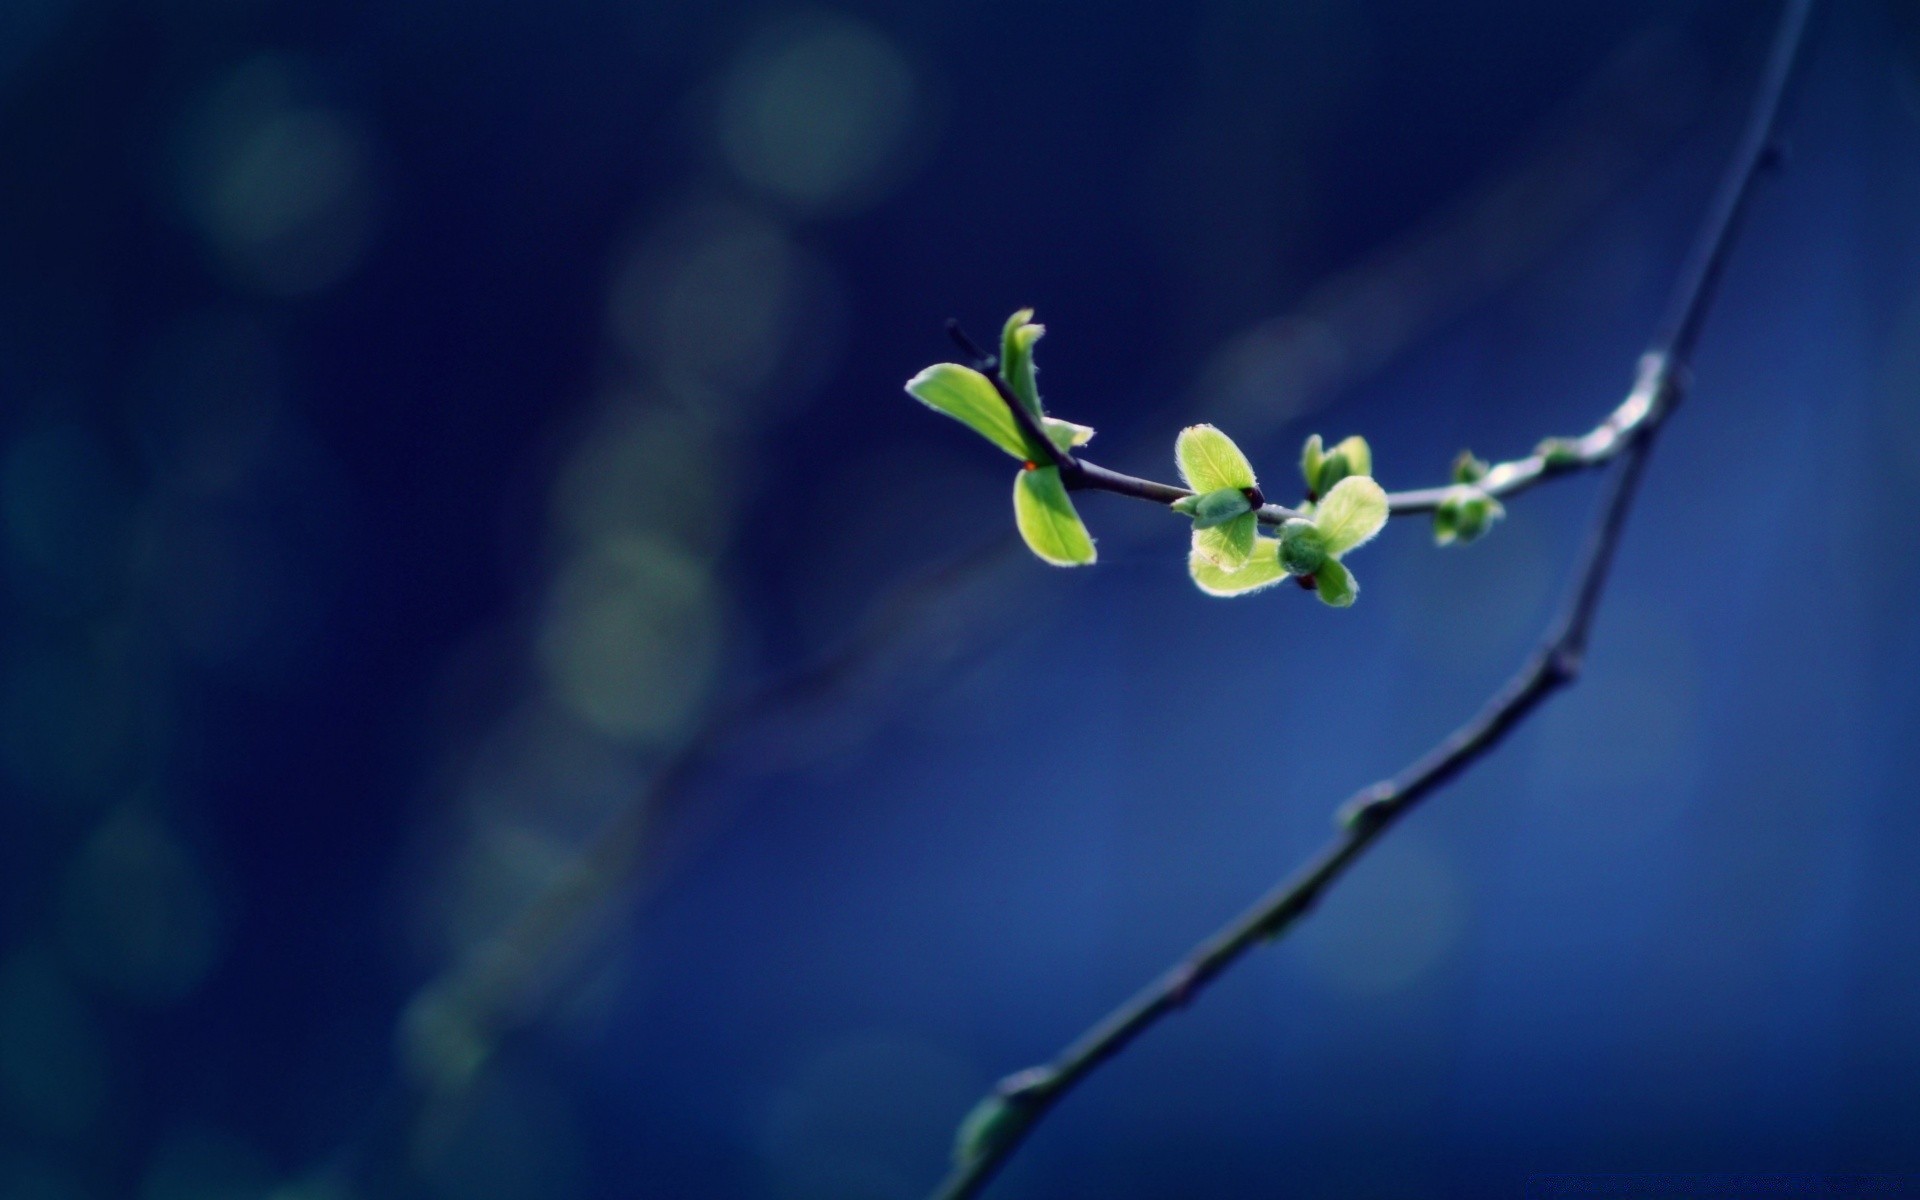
[1,0,1917,1196]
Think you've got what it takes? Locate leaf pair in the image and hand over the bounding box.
[1183,428,1387,607]
[903,311,1097,565]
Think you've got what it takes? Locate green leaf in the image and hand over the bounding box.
[1278,518,1326,576]
[1536,436,1582,467]
[905,363,1034,461]
[1191,511,1256,570]
[1042,416,1094,452]
[1306,434,1372,495]
[1189,487,1253,529]
[1314,475,1388,557]
[1313,558,1357,607]
[1176,424,1256,493]
[1000,309,1045,418]
[1451,449,1489,484]
[1435,484,1503,545]
[1300,434,1325,492]
[1330,435,1372,478]
[1190,536,1287,596]
[1012,466,1096,566]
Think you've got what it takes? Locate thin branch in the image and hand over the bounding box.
[929,1,1814,1195]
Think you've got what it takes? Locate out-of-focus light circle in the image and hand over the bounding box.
[0,953,108,1137]
[0,1151,87,1200]
[174,57,377,296]
[717,14,920,213]
[551,398,731,557]
[536,535,720,744]
[60,807,224,1005]
[1,425,132,613]
[760,1032,979,1200]
[410,1063,584,1200]
[608,203,841,407]
[1291,835,1466,995]
[137,1128,272,1200]
[133,309,284,496]
[1,641,136,805]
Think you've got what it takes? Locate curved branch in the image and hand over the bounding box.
[929,1,1815,1195]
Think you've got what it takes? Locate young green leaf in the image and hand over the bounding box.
[1303,433,1372,494]
[1175,424,1256,493]
[1191,511,1257,570]
[1433,484,1504,545]
[1190,536,1287,596]
[1300,434,1325,493]
[1313,476,1389,556]
[905,363,1035,461]
[1313,558,1358,607]
[1000,309,1045,418]
[1536,436,1582,467]
[1330,435,1372,478]
[1451,449,1490,484]
[1042,417,1095,453]
[1012,466,1096,566]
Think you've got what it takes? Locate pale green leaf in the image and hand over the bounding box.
[1042,417,1094,452]
[1175,424,1256,493]
[1000,309,1044,418]
[905,363,1034,460]
[1012,466,1096,566]
[1191,511,1256,570]
[1314,475,1388,557]
[1313,558,1357,607]
[1190,536,1287,596]
[1299,433,1325,492]
[1330,435,1372,478]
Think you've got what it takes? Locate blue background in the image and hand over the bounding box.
[1,1,1918,1197]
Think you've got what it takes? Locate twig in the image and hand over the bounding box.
[929,1,1814,1195]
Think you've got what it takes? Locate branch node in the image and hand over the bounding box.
[995,1066,1058,1105]
[1336,785,1396,832]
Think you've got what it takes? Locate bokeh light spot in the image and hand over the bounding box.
[1,425,131,612]
[0,1150,89,1200]
[717,14,920,213]
[608,203,842,408]
[551,397,731,557]
[1,640,137,805]
[411,1063,584,1200]
[537,535,720,744]
[174,58,378,296]
[137,1128,272,1200]
[0,952,108,1137]
[60,807,225,1004]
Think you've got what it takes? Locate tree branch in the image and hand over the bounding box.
[929,1,1815,1195]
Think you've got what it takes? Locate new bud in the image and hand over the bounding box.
[1278,518,1327,576]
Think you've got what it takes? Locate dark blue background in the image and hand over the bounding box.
[1,1,1918,1197]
